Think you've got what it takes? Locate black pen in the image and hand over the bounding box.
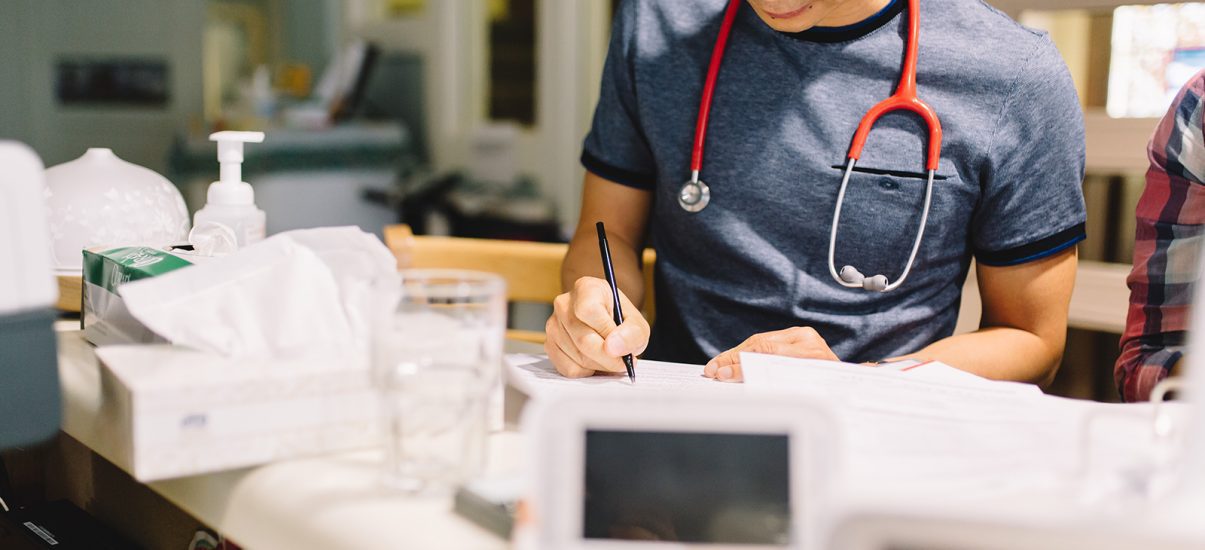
[596,221,636,383]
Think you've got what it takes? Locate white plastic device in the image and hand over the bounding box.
[827,513,1205,550]
[191,131,267,249]
[0,142,57,314]
[522,393,839,550]
[44,147,190,273]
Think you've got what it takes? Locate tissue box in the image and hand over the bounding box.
[94,345,381,481]
[81,246,198,346]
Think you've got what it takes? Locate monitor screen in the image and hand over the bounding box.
[583,430,792,545]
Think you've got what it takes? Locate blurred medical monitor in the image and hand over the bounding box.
[525,394,838,550]
[584,430,791,545]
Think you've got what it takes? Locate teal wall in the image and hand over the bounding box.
[0,0,341,174]
[0,0,205,173]
[282,0,342,76]
[0,2,33,143]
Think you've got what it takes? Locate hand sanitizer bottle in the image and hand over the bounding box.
[190,131,267,249]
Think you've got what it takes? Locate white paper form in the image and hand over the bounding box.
[504,354,742,398]
[879,359,1013,387]
[740,353,1096,502]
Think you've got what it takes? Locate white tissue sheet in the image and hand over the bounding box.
[282,226,399,345]
[119,227,396,361]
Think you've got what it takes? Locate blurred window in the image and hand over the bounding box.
[1108,3,1205,118]
[488,0,536,126]
[203,1,275,122]
[1021,2,1205,119]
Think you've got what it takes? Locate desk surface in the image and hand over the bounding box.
[56,322,530,549]
[56,322,1205,549]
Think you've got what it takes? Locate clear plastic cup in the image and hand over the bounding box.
[373,269,506,494]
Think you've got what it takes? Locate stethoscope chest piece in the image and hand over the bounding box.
[678,178,711,212]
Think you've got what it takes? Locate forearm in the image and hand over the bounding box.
[562,228,647,307]
[899,251,1077,387]
[903,326,1063,386]
[561,172,653,306]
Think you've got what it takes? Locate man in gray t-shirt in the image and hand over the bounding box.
[544,0,1086,384]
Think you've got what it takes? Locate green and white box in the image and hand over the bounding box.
[82,246,198,346]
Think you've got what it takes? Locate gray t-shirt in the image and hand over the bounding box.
[582,0,1087,364]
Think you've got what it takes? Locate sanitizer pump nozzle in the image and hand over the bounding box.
[190,131,267,253]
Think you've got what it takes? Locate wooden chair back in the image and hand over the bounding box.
[383,224,656,343]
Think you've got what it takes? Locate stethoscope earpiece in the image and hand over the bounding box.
[864,274,889,292]
[839,266,864,285]
[839,266,889,292]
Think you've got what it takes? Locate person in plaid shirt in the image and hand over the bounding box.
[1116,69,1205,402]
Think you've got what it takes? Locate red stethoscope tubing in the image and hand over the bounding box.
[690,0,743,175]
[690,0,943,174]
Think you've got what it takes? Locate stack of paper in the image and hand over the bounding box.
[504,354,742,398]
[737,353,1158,504]
[502,354,996,397]
[507,352,1186,507]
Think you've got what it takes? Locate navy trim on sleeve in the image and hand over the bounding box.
[581,149,656,190]
[975,222,1086,266]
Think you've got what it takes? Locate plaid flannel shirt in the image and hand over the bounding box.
[1116,70,1205,403]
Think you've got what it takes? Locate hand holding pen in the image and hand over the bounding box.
[543,224,650,380]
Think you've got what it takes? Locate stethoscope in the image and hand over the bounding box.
[679,0,943,292]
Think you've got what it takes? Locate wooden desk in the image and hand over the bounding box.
[56,322,533,549]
